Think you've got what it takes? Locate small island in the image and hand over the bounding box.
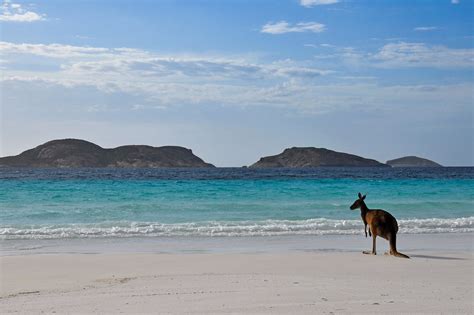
[386,156,442,167]
[250,147,388,168]
[0,139,215,168]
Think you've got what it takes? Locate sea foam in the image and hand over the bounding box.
[1,217,472,240]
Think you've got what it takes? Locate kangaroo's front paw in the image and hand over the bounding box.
[362,251,376,255]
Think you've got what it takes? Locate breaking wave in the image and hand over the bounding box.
[1,217,473,240]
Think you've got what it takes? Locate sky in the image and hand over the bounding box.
[0,0,473,166]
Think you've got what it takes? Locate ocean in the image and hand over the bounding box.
[1,167,473,240]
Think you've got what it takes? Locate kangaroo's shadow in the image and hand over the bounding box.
[410,254,467,261]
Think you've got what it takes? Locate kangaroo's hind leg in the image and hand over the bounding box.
[363,233,377,255]
[389,232,410,259]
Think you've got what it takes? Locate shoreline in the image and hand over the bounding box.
[2,232,472,256]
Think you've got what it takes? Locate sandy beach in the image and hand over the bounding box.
[1,234,473,314]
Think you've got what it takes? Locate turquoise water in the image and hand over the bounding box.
[1,168,473,239]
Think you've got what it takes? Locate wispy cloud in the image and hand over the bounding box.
[414,26,438,32]
[0,41,135,60]
[0,41,334,110]
[0,0,45,22]
[451,0,460,4]
[5,76,471,117]
[372,42,474,69]
[261,21,326,34]
[301,41,474,70]
[0,41,331,79]
[1,41,472,116]
[300,0,339,7]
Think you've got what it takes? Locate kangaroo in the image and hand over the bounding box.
[350,193,409,258]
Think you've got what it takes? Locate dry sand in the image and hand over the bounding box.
[1,247,473,314]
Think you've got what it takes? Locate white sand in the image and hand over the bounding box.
[1,245,473,314]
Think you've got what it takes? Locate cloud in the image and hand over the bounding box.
[0,41,113,58]
[4,75,472,118]
[300,42,474,70]
[261,21,326,34]
[300,0,339,7]
[66,58,330,82]
[414,26,438,32]
[0,41,331,80]
[451,0,460,4]
[0,41,334,110]
[1,40,472,118]
[372,42,474,69]
[0,1,45,22]
[64,58,267,80]
[273,67,331,78]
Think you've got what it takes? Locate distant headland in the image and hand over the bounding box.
[250,147,389,168]
[0,139,214,168]
[386,156,442,167]
[0,139,445,168]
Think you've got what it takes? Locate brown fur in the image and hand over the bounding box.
[350,193,409,258]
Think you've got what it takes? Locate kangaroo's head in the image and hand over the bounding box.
[350,192,366,210]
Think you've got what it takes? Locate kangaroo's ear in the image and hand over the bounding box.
[362,194,366,200]
[358,192,362,199]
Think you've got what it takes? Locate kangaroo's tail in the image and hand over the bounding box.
[389,233,410,259]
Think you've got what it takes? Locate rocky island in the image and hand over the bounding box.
[386,156,442,167]
[0,139,215,168]
[250,147,388,168]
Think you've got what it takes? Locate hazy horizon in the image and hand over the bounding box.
[1,0,473,166]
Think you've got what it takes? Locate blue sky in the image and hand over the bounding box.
[1,0,473,166]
